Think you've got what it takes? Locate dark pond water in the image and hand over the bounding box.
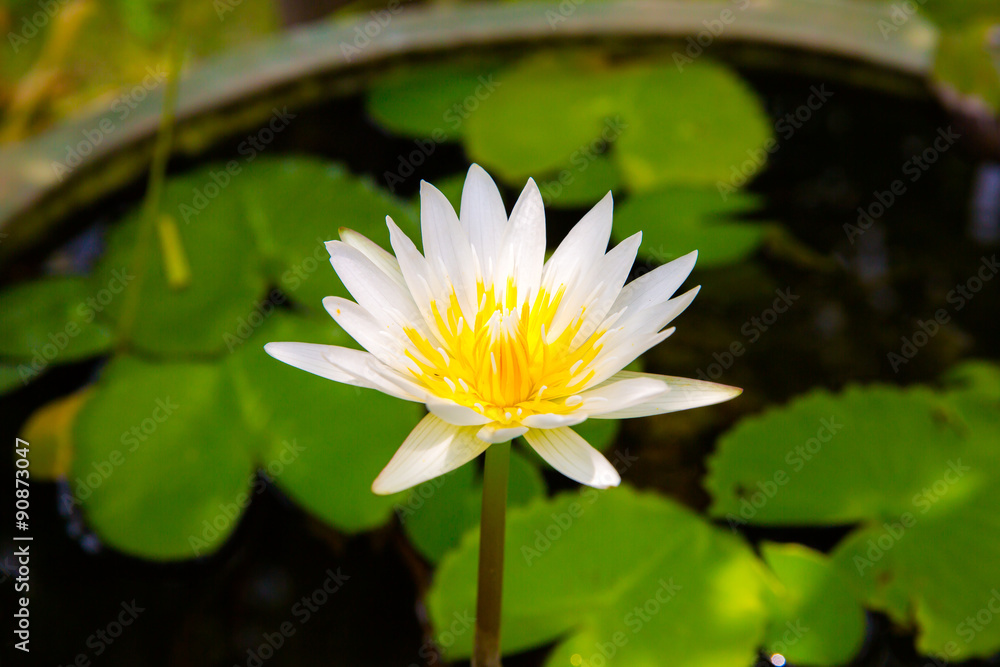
[1,59,997,667]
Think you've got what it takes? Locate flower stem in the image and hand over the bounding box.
[473,440,511,667]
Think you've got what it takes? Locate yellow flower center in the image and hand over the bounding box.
[404,280,602,424]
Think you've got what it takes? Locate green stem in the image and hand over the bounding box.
[473,441,511,667]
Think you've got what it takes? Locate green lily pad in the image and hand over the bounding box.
[72,356,258,559]
[402,449,545,562]
[96,165,268,355]
[613,188,766,267]
[0,364,28,394]
[615,62,772,190]
[463,52,625,182]
[707,381,1000,659]
[0,276,113,364]
[428,486,766,664]
[226,312,425,533]
[367,61,502,141]
[933,20,1000,112]
[538,153,622,209]
[236,157,419,312]
[760,542,866,666]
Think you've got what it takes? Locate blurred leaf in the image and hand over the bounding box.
[463,52,623,182]
[760,542,866,666]
[573,415,619,452]
[538,153,622,209]
[19,388,93,479]
[428,486,766,664]
[237,157,418,311]
[613,188,766,267]
[367,61,501,141]
[226,312,425,534]
[0,276,113,361]
[403,449,545,562]
[73,356,258,559]
[0,364,28,394]
[932,21,1000,112]
[96,165,268,355]
[707,381,1000,659]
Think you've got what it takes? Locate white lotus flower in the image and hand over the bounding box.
[265,165,741,495]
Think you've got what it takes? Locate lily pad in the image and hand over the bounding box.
[538,153,623,209]
[402,449,545,563]
[19,388,92,480]
[760,542,866,666]
[428,486,766,664]
[707,381,1000,659]
[0,276,114,363]
[95,165,268,355]
[225,312,425,534]
[236,157,418,311]
[72,356,259,559]
[613,188,766,267]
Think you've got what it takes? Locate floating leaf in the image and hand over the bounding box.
[615,62,772,190]
[0,365,27,395]
[538,153,622,209]
[402,449,545,562]
[463,52,625,181]
[96,165,268,355]
[429,486,766,664]
[19,388,93,480]
[367,61,501,141]
[932,21,1000,112]
[237,157,418,311]
[707,381,1000,659]
[225,312,425,533]
[760,542,866,666]
[72,356,259,559]
[0,276,113,362]
[613,188,766,267]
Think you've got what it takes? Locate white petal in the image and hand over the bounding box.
[523,427,621,488]
[571,232,642,345]
[611,250,697,314]
[495,178,546,304]
[372,414,489,495]
[521,412,589,428]
[326,240,426,336]
[264,342,357,384]
[322,296,407,366]
[266,342,426,402]
[426,399,492,426]
[577,376,669,417]
[590,371,742,419]
[338,227,405,288]
[541,192,612,296]
[460,164,507,283]
[615,286,700,338]
[477,423,528,443]
[386,216,448,340]
[420,181,478,318]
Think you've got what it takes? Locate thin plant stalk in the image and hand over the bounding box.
[472,440,511,667]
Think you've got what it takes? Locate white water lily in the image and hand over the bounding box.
[265,165,741,495]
